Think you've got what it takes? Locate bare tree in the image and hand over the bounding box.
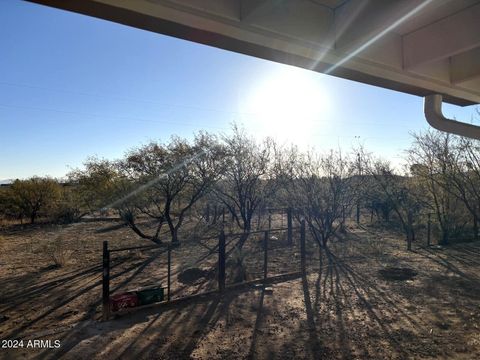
[116,133,223,244]
[363,177,395,223]
[284,148,360,250]
[214,126,277,248]
[444,136,480,240]
[408,131,466,245]
[367,159,421,250]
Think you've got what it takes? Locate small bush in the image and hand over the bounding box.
[230,247,247,283]
[54,205,82,224]
[47,239,74,267]
[51,248,74,267]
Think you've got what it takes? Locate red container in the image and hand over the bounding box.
[110,292,139,312]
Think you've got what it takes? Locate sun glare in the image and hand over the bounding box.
[245,67,330,143]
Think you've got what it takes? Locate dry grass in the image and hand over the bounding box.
[48,240,74,268]
[2,220,480,359]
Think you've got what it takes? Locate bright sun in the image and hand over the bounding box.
[245,67,330,143]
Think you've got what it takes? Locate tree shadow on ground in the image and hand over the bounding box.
[304,239,454,359]
[5,229,480,359]
[32,286,264,360]
[0,248,167,340]
[301,273,327,358]
[247,287,265,359]
[413,245,480,281]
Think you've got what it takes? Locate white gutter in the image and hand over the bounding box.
[424,94,480,139]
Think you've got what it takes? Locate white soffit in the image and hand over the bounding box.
[27,0,480,106]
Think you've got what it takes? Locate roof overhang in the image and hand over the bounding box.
[27,0,480,107]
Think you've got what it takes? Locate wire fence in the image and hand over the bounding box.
[99,204,473,319]
[100,208,306,320]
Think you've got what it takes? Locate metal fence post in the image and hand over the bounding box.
[300,219,306,274]
[264,231,269,281]
[102,241,110,321]
[218,230,226,293]
[287,207,293,246]
[427,213,431,246]
[167,244,171,301]
[257,208,262,230]
[213,204,218,224]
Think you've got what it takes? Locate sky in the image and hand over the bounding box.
[1,0,479,180]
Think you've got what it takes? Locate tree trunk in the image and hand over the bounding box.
[384,209,390,222]
[473,215,479,241]
[237,232,250,250]
[318,245,323,269]
[440,230,449,246]
[164,200,178,244]
[244,213,252,233]
[129,223,161,244]
[171,228,179,244]
[406,210,413,250]
[213,205,218,224]
[322,235,328,248]
[407,230,413,251]
[205,204,210,223]
[165,214,178,244]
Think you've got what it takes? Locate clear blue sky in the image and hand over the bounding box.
[1,0,478,180]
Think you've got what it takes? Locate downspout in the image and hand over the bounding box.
[424,94,480,139]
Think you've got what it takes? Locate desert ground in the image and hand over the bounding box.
[1,219,480,359]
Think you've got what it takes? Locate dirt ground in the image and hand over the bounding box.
[1,220,480,359]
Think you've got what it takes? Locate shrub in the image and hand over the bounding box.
[3,177,62,224]
[51,248,74,267]
[47,238,74,267]
[54,205,82,224]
